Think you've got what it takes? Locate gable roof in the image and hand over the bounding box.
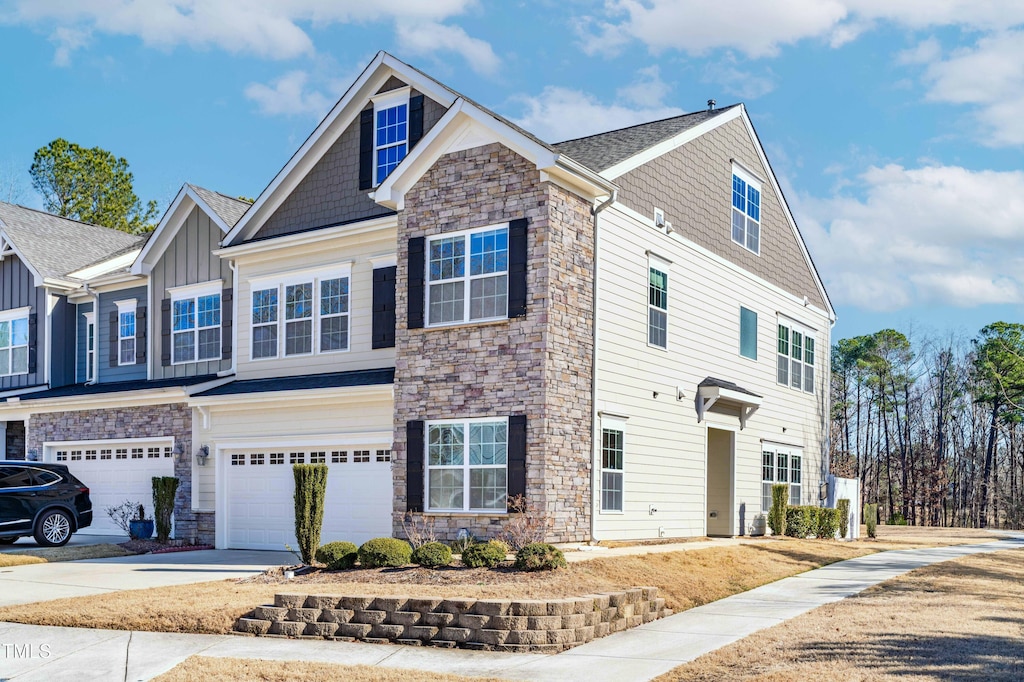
[0,202,144,285]
[187,184,251,228]
[553,106,740,174]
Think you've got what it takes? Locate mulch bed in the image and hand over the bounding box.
[239,562,547,589]
[118,539,215,554]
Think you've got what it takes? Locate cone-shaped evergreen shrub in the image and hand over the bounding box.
[293,464,328,565]
[768,483,789,536]
[152,476,179,543]
[837,498,851,539]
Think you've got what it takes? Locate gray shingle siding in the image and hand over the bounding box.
[0,254,45,391]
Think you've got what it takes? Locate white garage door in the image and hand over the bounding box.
[226,447,393,551]
[50,442,175,535]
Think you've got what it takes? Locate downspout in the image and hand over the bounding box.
[217,259,238,378]
[83,283,99,385]
[588,188,617,543]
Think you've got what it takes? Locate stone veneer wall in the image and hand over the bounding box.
[27,403,214,544]
[6,420,25,459]
[235,588,670,653]
[392,142,595,542]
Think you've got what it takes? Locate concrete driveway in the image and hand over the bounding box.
[0,549,293,607]
[0,533,127,551]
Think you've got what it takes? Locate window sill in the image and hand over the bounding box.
[646,342,668,351]
[599,509,624,515]
[422,317,511,332]
[422,511,509,517]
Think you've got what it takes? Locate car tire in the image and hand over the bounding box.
[34,509,73,547]
[0,537,19,545]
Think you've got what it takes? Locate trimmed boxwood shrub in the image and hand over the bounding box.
[358,537,412,568]
[316,541,358,570]
[768,483,789,536]
[460,540,507,568]
[865,503,878,538]
[815,507,840,539]
[836,498,851,539]
[784,505,815,538]
[411,541,452,568]
[514,542,566,571]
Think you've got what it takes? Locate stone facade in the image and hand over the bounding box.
[5,420,25,459]
[27,403,214,544]
[392,142,595,542]
[235,588,670,652]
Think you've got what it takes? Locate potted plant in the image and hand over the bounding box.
[128,504,154,540]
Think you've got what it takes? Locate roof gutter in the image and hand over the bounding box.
[588,187,617,544]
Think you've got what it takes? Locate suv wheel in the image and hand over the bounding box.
[0,537,19,545]
[34,510,72,547]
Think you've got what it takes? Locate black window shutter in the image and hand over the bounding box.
[507,415,527,503]
[358,108,374,190]
[407,237,425,329]
[409,94,424,149]
[108,310,119,367]
[221,288,233,360]
[135,306,147,364]
[27,312,37,374]
[160,298,171,367]
[372,266,397,349]
[507,218,528,318]
[406,420,425,512]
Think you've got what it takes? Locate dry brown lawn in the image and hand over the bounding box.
[656,547,1024,682]
[4,543,134,562]
[153,656,510,682]
[0,539,875,635]
[865,524,999,548]
[0,554,46,567]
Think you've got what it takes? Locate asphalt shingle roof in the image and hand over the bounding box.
[194,368,395,397]
[699,376,762,398]
[553,105,741,173]
[188,185,251,228]
[5,375,220,402]
[0,202,145,281]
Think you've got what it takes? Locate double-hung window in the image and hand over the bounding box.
[648,255,669,349]
[116,300,136,365]
[427,224,509,325]
[250,269,350,360]
[777,319,815,393]
[600,421,625,512]
[373,89,409,185]
[426,418,508,512]
[171,283,221,364]
[762,445,803,511]
[0,307,29,377]
[731,164,761,254]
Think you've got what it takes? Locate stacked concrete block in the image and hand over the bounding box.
[235,587,672,652]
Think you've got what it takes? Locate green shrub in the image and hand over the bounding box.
[865,503,878,538]
[514,542,567,571]
[411,541,452,568]
[815,507,839,539]
[152,476,179,544]
[768,483,789,536]
[887,511,908,526]
[784,505,815,538]
[293,464,329,565]
[315,541,358,570]
[460,540,507,568]
[836,498,851,539]
[358,537,412,568]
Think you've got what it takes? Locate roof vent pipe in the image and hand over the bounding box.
[707,99,716,111]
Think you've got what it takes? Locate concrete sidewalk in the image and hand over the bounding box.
[1,534,1021,681]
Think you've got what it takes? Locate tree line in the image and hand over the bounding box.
[831,322,1024,529]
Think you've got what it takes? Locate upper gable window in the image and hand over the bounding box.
[0,307,30,377]
[170,282,222,364]
[373,89,410,185]
[731,164,761,255]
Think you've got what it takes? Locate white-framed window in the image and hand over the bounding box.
[648,255,669,349]
[731,164,761,255]
[777,319,815,393]
[426,417,508,512]
[0,307,30,377]
[250,268,350,360]
[116,299,136,366]
[762,444,803,510]
[373,88,410,185]
[170,282,222,364]
[600,417,626,513]
[427,224,509,326]
[82,311,95,381]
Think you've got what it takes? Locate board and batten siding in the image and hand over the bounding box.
[150,204,234,379]
[593,205,830,540]
[74,302,93,384]
[0,254,45,391]
[97,284,147,384]
[234,227,397,381]
[191,391,393,511]
[48,295,76,388]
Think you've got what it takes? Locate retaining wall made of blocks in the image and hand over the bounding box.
[234,587,671,653]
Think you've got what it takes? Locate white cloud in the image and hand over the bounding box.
[49,25,91,66]
[1,0,488,65]
[244,70,332,117]
[896,37,941,65]
[919,31,1024,146]
[580,1,1024,58]
[394,20,500,76]
[509,67,684,142]
[797,163,1024,311]
[701,55,776,100]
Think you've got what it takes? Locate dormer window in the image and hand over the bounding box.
[373,88,410,185]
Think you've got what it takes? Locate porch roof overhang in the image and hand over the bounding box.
[696,377,762,429]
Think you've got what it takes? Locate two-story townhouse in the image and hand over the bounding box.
[181,52,832,549]
[2,186,248,542]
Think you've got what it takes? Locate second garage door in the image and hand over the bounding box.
[226,447,393,551]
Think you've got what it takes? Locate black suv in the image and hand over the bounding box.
[0,462,92,547]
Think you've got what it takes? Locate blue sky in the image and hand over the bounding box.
[1,1,1022,343]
